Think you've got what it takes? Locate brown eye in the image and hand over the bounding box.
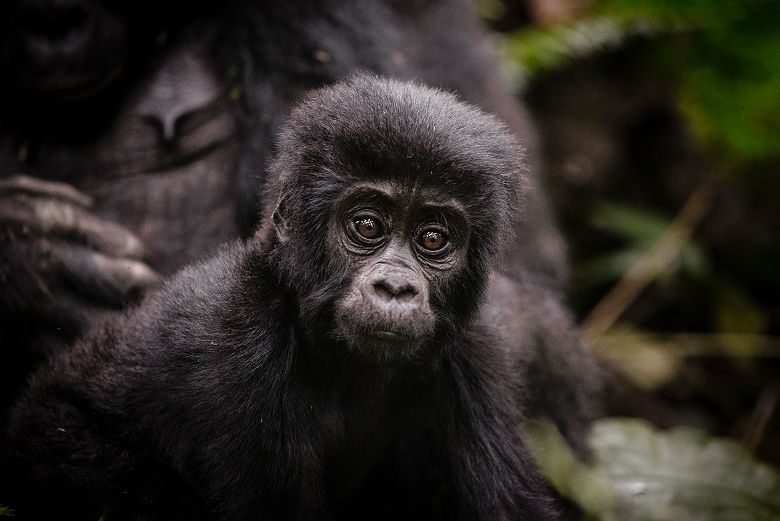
[418,230,447,251]
[355,217,383,240]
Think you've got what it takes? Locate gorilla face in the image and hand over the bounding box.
[327,181,470,360]
[265,75,524,364]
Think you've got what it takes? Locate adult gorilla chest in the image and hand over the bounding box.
[1,42,240,275]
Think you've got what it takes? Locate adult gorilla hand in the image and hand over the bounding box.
[0,175,161,350]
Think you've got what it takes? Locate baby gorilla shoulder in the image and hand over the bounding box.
[9,75,566,521]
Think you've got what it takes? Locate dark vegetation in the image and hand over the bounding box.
[480,0,780,494]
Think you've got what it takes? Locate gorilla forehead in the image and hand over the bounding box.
[272,75,527,243]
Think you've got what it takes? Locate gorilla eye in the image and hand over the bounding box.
[355,217,381,239]
[352,216,385,242]
[418,230,448,252]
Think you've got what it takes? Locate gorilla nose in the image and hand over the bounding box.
[21,0,91,44]
[371,278,420,305]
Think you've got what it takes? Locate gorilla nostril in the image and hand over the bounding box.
[372,281,393,302]
[372,280,419,303]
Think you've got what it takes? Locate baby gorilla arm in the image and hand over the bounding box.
[438,334,559,521]
[7,332,213,520]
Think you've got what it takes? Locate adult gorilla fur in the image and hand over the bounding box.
[8,76,568,521]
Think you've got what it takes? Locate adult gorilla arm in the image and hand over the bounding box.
[0,176,160,347]
[0,175,160,421]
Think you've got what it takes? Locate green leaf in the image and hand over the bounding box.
[595,0,753,27]
[503,16,633,87]
[502,0,780,164]
[586,419,780,521]
[573,250,645,287]
[671,20,780,163]
[501,1,749,87]
[590,202,671,246]
[592,329,683,390]
[526,419,615,515]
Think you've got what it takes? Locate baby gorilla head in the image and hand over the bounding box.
[263,75,526,361]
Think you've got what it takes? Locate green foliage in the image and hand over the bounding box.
[0,505,15,517]
[504,0,780,164]
[528,418,780,521]
[590,419,780,521]
[572,202,707,290]
[658,9,780,164]
[527,420,615,515]
[504,16,631,86]
[501,0,742,87]
[595,0,754,27]
[572,199,771,342]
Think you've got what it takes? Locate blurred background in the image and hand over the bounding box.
[479,0,779,474]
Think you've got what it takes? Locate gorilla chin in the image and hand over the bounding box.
[333,304,437,362]
[342,328,435,362]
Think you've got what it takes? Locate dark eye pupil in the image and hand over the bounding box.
[355,218,380,239]
[420,231,446,251]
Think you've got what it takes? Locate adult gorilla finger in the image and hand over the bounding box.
[54,244,162,305]
[1,194,146,259]
[0,175,94,207]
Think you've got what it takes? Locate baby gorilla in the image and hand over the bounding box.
[8,76,561,520]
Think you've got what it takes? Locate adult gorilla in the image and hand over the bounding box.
[0,1,570,426]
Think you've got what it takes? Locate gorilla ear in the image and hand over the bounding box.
[272,195,290,243]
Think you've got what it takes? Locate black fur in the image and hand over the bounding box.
[8,77,565,521]
[0,0,567,432]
